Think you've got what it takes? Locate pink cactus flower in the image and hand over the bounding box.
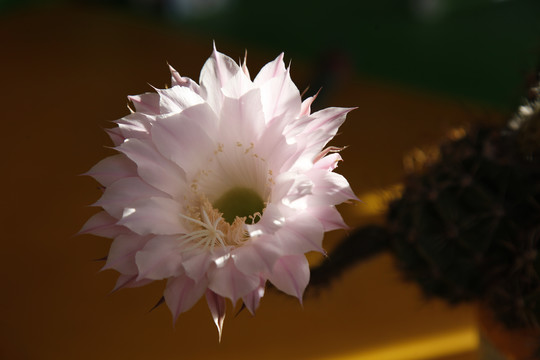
[81,45,356,340]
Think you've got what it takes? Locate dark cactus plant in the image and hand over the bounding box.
[310,74,540,332]
[388,116,540,328]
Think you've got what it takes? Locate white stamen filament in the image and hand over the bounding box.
[178,209,226,250]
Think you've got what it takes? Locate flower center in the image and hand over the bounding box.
[213,187,265,224]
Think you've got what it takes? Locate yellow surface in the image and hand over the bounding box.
[1,4,490,359]
[322,328,477,360]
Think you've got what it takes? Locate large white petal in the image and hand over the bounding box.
[150,104,217,174]
[94,177,167,218]
[206,290,226,341]
[232,236,283,274]
[307,170,358,206]
[254,56,301,122]
[208,256,259,303]
[78,211,127,238]
[84,154,137,187]
[117,138,187,198]
[199,46,240,113]
[112,274,153,292]
[275,213,325,255]
[219,89,265,145]
[128,92,160,114]
[307,206,348,232]
[169,64,204,95]
[267,255,310,301]
[155,86,205,114]
[164,275,208,322]
[103,233,151,274]
[182,251,213,282]
[242,278,265,315]
[135,235,184,280]
[118,197,187,235]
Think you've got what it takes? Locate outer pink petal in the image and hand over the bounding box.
[117,138,187,198]
[254,58,301,122]
[112,274,153,292]
[208,256,259,303]
[105,127,124,146]
[115,113,154,140]
[155,86,205,114]
[255,114,298,173]
[294,107,354,163]
[199,46,241,112]
[128,92,160,114]
[150,105,217,174]
[267,255,310,301]
[182,251,213,282]
[169,64,203,95]
[85,154,137,187]
[299,91,319,117]
[253,53,285,85]
[78,211,127,238]
[276,213,325,255]
[118,197,187,235]
[246,203,285,236]
[308,170,358,206]
[242,277,265,315]
[313,153,342,171]
[206,290,226,341]
[308,206,348,232]
[94,177,167,218]
[232,236,283,275]
[221,68,254,99]
[103,233,151,274]
[219,89,265,145]
[164,275,208,322]
[135,235,184,280]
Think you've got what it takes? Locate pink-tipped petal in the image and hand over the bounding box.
[206,290,226,341]
[308,206,348,232]
[94,177,166,218]
[150,105,217,174]
[182,251,213,282]
[276,214,325,255]
[219,89,265,144]
[267,255,310,301]
[85,154,137,187]
[308,170,358,206]
[117,138,187,198]
[105,127,125,146]
[169,64,203,95]
[253,53,285,85]
[258,67,301,123]
[118,197,186,236]
[164,275,208,322]
[199,45,241,112]
[313,152,343,171]
[103,233,151,274]
[112,274,153,292]
[233,236,283,274]
[78,211,127,238]
[128,92,160,114]
[242,278,265,315]
[156,86,205,114]
[208,256,259,303]
[135,235,184,280]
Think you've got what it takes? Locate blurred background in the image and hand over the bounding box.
[1,0,539,359]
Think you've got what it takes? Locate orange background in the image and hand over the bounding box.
[1,3,490,359]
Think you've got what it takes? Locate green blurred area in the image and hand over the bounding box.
[3,0,540,111]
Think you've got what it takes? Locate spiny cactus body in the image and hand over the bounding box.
[388,102,540,328]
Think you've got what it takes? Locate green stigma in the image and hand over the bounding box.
[213,187,265,224]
